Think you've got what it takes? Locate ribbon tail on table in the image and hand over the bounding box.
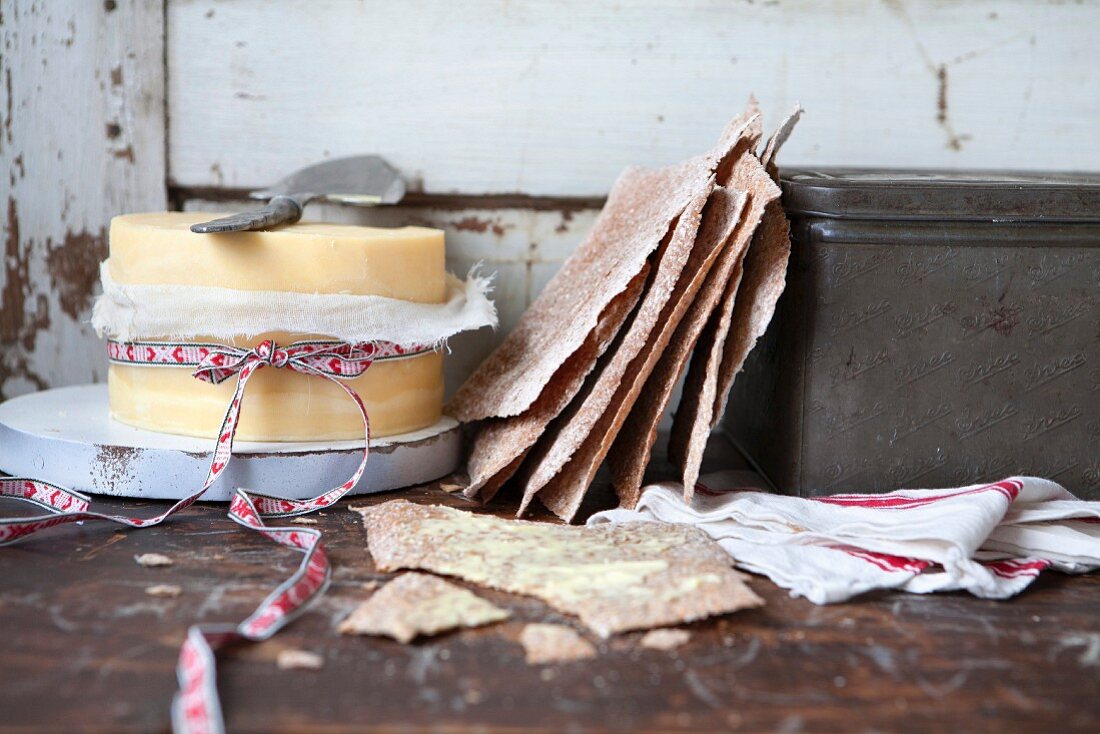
[0,339,378,734]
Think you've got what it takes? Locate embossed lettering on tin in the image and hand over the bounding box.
[888,452,950,486]
[960,305,1023,340]
[894,351,954,388]
[955,402,1019,441]
[897,247,959,285]
[893,301,957,337]
[829,250,890,286]
[890,403,953,445]
[1024,353,1087,392]
[958,352,1021,385]
[1022,405,1083,441]
[829,347,889,385]
[1025,302,1090,336]
[1027,253,1088,288]
[952,453,1014,485]
[829,299,891,336]
[824,401,889,438]
[964,255,1012,284]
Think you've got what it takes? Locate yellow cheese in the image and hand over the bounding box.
[106,213,446,440]
[108,212,445,300]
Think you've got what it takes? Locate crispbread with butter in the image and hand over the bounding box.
[356,500,762,638]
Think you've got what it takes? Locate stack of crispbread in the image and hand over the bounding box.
[449,98,802,521]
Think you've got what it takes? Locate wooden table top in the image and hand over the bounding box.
[3,441,1099,733]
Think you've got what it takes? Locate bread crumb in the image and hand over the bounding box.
[520,623,597,665]
[290,517,319,525]
[134,553,173,567]
[640,628,692,651]
[144,584,182,598]
[276,649,324,670]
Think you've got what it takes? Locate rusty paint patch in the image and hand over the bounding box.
[93,444,139,492]
[1,197,51,396]
[1,196,27,343]
[45,226,107,320]
[105,122,121,139]
[4,66,12,146]
[110,65,122,86]
[2,197,50,348]
[452,216,509,237]
[988,305,1020,337]
[934,64,970,151]
[555,210,575,234]
[935,65,948,125]
[111,144,134,163]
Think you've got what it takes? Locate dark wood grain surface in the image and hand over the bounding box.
[2,439,1098,733]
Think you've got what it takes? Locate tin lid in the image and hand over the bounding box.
[781,169,1100,223]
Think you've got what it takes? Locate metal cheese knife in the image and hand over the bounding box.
[190,155,406,233]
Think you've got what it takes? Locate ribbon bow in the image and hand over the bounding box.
[0,337,431,734]
[193,339,378,385]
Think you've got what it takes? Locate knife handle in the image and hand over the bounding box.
[189,195,304,234]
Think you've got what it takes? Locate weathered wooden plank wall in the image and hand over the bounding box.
[0,0,166,399]
[167,0,1099,195]
[4,0,1099,403]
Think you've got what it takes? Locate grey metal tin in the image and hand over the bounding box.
[724,170,1100,498]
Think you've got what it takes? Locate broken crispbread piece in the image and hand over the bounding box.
[519,180,715,520]
[520,624,597,664]
[605,186,748,507]
[337,572,509,643]
[462,264,649,501]
[358,500,763,638]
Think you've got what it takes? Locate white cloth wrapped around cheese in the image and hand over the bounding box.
[92,212,496,441]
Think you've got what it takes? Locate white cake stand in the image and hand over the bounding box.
[0,385,462,501]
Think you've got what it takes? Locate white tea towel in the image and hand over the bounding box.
[588,472,1100,604]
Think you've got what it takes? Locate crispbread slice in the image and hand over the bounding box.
[670,106,801,499]
[358,500,763,638]
[519,180,714,521]
[461,264,649,501]
[605,187,748,506]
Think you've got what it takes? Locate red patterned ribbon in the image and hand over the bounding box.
[0,338,430,734]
